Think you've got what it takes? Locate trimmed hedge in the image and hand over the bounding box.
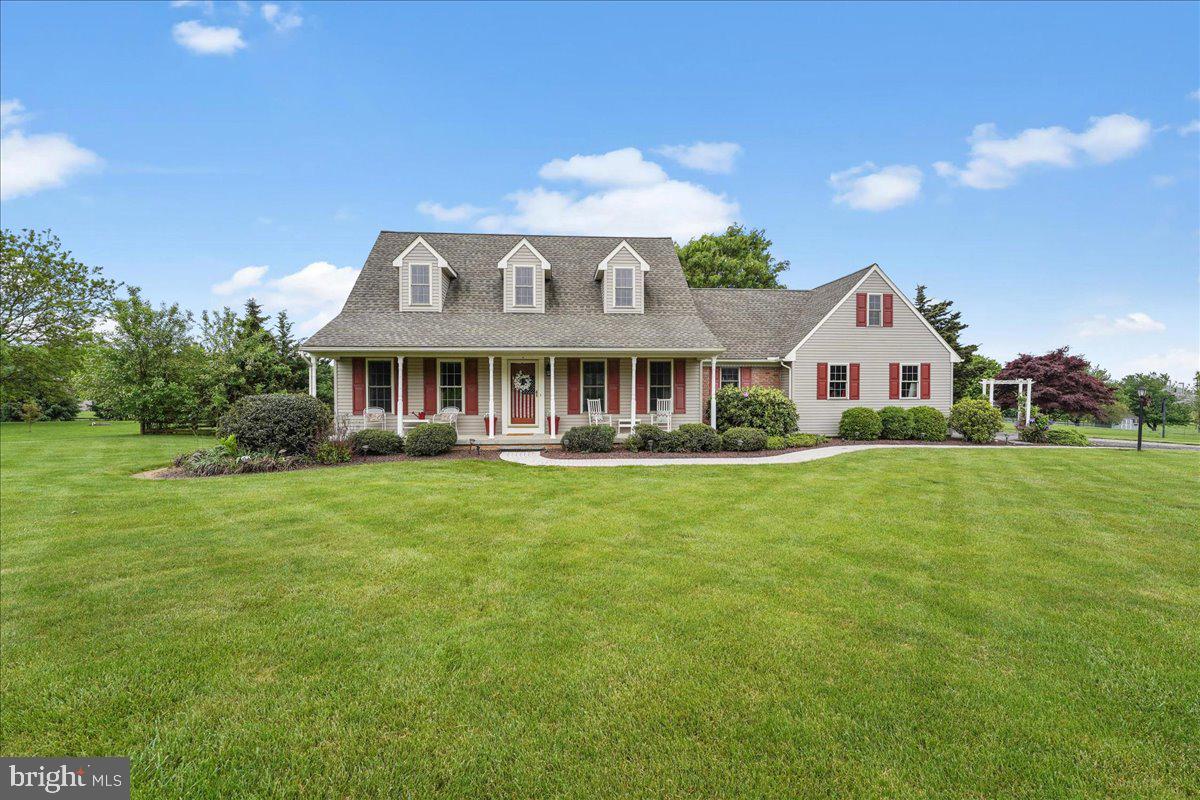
[562,424,616,453]
[878,406,913,440]
[722,426,768,451]
[709,386,798,436]
[217,393,331,456]
[1046,427,1090,447]
[404,422,457,456]
[626,423,669,453]
[766,435,788,450]
[949,397,1003,443]
[673,423,722,453]
[909,406,948,441]
[350,429,404,455]
[838,407,882,440]
[787,433,828,447]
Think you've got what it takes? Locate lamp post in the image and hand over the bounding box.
[1136,385,1147,451]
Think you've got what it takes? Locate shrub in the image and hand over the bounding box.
[673,423,722,453]
[404,422,457,456]
[949,397,1004,443]
[314,441,352,464]
[350,429,404,455]
[721,426,768,451]
[561,424,616,453]
[709,386,798,435]
[838,407,882,440]
[1018,408,1051,443]
[786,433,828,447]
[878,406,914,440]
[626,423,671,453]
[174,446,299,476]
[765,435,788,450]
[217,393,331,456]
[1046,427,1090,447]
[909,406,948,441]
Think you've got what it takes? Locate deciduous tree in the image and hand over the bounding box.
[995,348,1113,420]
[677,225,788,288]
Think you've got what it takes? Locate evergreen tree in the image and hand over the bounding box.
[239,298,269,337]
[274,309,308,392]
[912,284,986,400]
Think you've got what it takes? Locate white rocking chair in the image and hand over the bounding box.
[432,406,460,432]
[650,398,673,431]
[364,407,386,430]
[586,398,613,427]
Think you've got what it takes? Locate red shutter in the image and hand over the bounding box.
[607,358,621,414]
[883,293,894,327]
[849,363,860,400]
[889,362,900,400]
[567,359,580,414]
[352,358,366,414]
[740,366,752,387]
[674,359,687,413]
[464,358,478,415]
[816,362,828,400]
[920,363,931,399]
[855,293,867,327]
[423,358,437,412]
[636,360,648,414]
[401,360,409,415]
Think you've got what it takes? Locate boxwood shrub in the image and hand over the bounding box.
[722,426,768,451]
[949,397,1003,443]
[838,407,882,440]
[786,433,828,447]
[350,429,404,455]
[404,422,457,456]
[626,423,670,453]
[217,393,331,456]
[672,423,722,453]
[709,386,798,436]
[1046,427,1090,447]
[561,424,616,453]
[765,435,788,450]
[909,406,948,441]
[878,406,913,440]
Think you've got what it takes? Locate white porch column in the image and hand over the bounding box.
[307,354,317,397]
[396,356,404,435]
[549,356,557,436]
[988,380,995,405]
[710,358,718,429]
[487,356,495,439]
[1024,380,1032,425]
[630,355,638,431]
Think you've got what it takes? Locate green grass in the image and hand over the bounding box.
[1002,420,1200,445]
[2,421,1198,798]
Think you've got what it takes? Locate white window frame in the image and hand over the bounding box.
[648,359,673,408]
[828,363,849,400]
[866,292,883,327]
[719,366,742,388]
[438,358,464,411]
[366,358,394,413]
[514,264,535,307]
[900,363,920,399]
[410,263,432,306]
[614,266,634,308]
[581,360,606,412]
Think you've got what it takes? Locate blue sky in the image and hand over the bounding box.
[2,0,1197,378]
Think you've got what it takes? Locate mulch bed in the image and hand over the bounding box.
[541,437,1018,460]
[134,448,501,479]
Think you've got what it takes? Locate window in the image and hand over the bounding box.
[828,364,848,399]
[410,263,431,305]
[649,360,672,408]
[514,265,535,307]
[900,364,920,399]
[719,366,741,388]
[366,360,393,413]
[614,266,634,308]
[582,360,606,411]
[439,360,463,411]
[867,293,883,327]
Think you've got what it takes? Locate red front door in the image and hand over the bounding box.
[509,362,537,425]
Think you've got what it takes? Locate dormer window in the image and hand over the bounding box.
[614,266,634,308]
[410,263,431,306]
[514,265,535,307]
[596,240,649,314]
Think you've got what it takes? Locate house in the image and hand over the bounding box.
[300,231,961,440]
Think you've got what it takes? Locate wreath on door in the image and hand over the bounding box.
[512,372,534,394]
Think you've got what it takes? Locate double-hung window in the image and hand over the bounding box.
[614,266,634,308]
[867,293,883,327]
[366,360,393,413]
[439,360,463,411]
[828,364,849,399]
[900,364,920,399]
[582,360,606,411]
[514,265,535,307]
[719,366,741,388]
[410,263,431,305]
[649,361,672,408]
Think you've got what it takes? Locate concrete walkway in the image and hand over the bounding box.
[1086,437,1200,451]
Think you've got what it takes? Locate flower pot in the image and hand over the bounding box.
[546,415,561,434]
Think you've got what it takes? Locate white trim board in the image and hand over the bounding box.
[594,240,651,280]
[497,238,551,271]
[393,235,458,278]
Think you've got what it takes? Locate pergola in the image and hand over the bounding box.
[980,378,1033,426]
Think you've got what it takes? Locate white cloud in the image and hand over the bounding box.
[172,20,246,55]
[211,261,360,335]
[538,147,668,187]
[1178,120,1200,136]
[828,162,922,211]
[212,265,269,295]
[1191,89,1200,101]
[416,201,484,222]
[1075,312,1167,338]
[261,3,303,32]
[0,101,101,201]
[1151,174,1178,188]
[170,0,214,10]
[1125,347,1199,376]
[934,114,1152,189]
[656,141,742,174]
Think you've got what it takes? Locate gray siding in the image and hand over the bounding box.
[789,273,955,434]
[503,243,546,314]
[602,246,645,314]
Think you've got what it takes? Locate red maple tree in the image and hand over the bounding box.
[995,347,1114,419]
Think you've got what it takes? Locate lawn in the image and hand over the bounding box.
[1002,420,1200,445]
[2,421,1197,798]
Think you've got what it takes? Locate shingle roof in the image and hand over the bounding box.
[689,266,874,359]
[303,232,723,351]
